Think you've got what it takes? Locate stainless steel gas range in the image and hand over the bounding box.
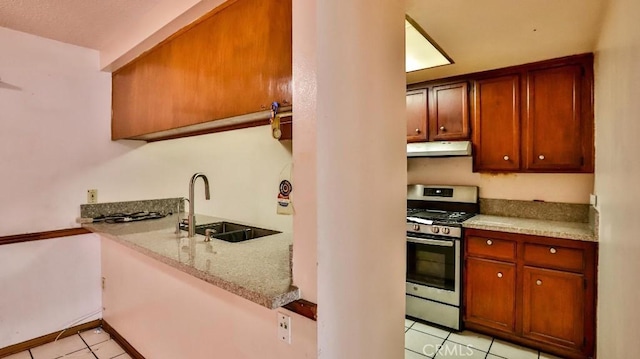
[405,184,479,330]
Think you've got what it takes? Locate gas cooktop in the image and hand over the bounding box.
[406,208,476,226]
[92,211,168,223]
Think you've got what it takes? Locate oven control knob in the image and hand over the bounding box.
[413,224,420,231]
[413,286,418,291]
[442,227,451,235]
[431,226,440,234]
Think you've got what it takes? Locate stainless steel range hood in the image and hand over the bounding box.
[407,141,472,157]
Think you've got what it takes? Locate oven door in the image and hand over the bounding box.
[406,234,460,306]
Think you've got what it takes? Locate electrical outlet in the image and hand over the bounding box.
[277,312,291,344]
[87,189,98,204]
[590,194,598,207]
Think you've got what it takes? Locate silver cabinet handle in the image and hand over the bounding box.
[415,128,421,134]
[503,155,509,161]
[536,280,543,286]
[497,272,503,278]
[486,239,493,245]
[539,154,545,160]
[549,247,557,254]
[440,126,446,131]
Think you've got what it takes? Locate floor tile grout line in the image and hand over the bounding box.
[486,337,495,358]
[28,348,34,359]
[77,331,99,359]
[405,347,430,358]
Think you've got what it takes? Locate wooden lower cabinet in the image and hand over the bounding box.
[464,229,596,359]
[522,267,585,348]
[465,258,516,333]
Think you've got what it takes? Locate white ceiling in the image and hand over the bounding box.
[406,0,608,83]
[0,0,608,81]
[0,0,161,50]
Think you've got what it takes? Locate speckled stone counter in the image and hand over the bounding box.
[463,215,597,242]
[84,214,299,309]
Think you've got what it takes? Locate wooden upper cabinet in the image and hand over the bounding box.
[112,0,292,140]
[406,89,428,142]
[524,64,590,172]
[467,54,594,173]
[472,75,521,171]
[429,82,470,141]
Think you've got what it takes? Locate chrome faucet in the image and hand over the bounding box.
[188,173,210,237]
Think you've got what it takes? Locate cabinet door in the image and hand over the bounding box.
[472,75,521,171]
[406,89,428,142]
[465,257,516,333]
[112,44,176,139]
[523,266,584,350]
[112,0,292,140]
[429,82,469,141]
[524,64,585,171]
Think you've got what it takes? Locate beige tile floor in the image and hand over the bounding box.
[2,328,131,359]
[3,322,566,359]
[405,318,566,359]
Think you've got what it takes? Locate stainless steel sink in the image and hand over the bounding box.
[185,221,280,243]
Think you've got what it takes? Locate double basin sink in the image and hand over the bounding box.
[181,221,280,243]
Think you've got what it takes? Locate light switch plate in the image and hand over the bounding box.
[590,194,597,207]
[87,189,98,204]
[277,312,291,344]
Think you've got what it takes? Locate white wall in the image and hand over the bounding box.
[408,157,594,203]
[102,237,316,359]
[0,26,293,237]
[0,234,102,348]
[0,25,295,351]
[308,0,407,358]
[291,0,318,303]
[594,0,640,357]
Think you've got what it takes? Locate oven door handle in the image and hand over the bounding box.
[407,236,455,247]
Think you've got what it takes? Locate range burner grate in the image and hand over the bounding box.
[92,211,168,223]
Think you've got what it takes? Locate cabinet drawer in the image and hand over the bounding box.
[467,236,516,261]
[523,243,584,272]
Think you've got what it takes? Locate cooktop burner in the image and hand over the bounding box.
[93,211,168,223]
[407,209,476,224]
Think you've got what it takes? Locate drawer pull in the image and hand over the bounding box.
[415,128,421,134]
[486,239,493,246]
[549,247,557,254]
[536,279,543,286]
[503,155,509,161]
[497,272,503,278]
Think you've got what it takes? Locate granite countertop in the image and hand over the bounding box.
[84,214,299,309]
[463,214,597,242]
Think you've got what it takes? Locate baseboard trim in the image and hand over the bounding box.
[102,320,146,359]
[0,227,91,246]
[0,319,102,358]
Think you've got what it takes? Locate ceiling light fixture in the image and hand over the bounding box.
[405,16,453,72]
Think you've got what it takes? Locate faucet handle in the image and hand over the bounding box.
[205,229,214,242]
